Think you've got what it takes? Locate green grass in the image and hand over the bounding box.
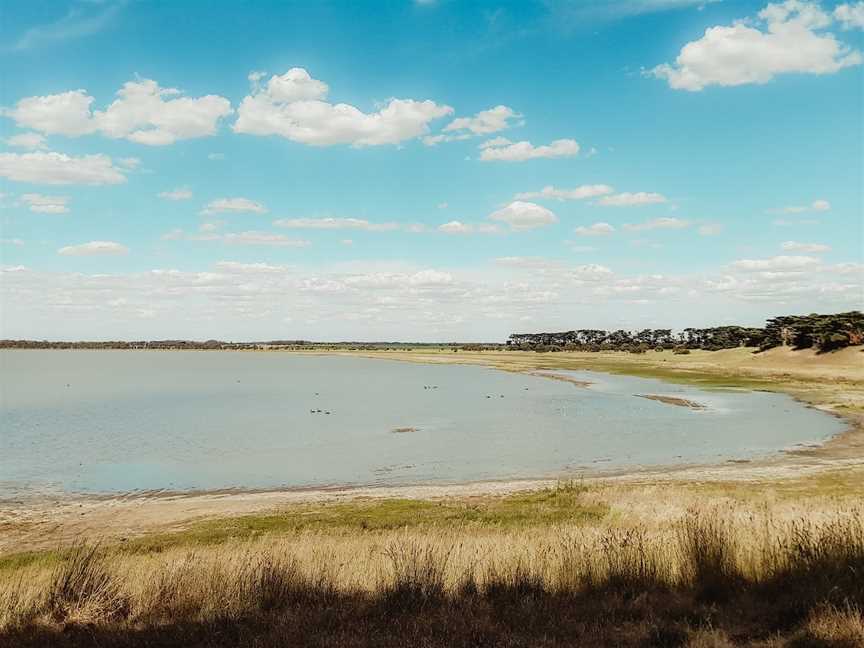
[0,482,608,567]
[0,550,61,572]
[124,482,606,553]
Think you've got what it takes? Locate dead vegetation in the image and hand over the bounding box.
[2,494,862,647]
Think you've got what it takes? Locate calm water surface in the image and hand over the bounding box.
[0,351,846,497]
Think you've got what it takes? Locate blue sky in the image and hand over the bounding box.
[1,0,862,341]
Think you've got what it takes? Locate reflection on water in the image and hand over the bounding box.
[0,351,845,496]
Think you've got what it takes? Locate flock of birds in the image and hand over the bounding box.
[308,385,530,414]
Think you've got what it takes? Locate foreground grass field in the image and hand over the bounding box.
[1,347,862,646]
[1,480,863,647]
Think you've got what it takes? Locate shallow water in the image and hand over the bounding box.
[0,351,846,496]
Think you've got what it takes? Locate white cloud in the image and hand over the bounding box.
[4,80,233,145]
[574,222,615,236]
[58,241,129,256]
[515,184,615,201]
[572,264,614,280]
[768,198,831,213]
[488,201,557,230]
[781,240,831,252]
[1,238,25,247]
[21,193,70,214]
[597,192,668,207]
[341,239,354,246]
[273,217,398,231]
[650,0,863,91]
[422,133,469,146]
[218,232,310,247]
[158,187,193,201]
[422,105,522,146]
[479,138,580,161]
[623,217,690,231]
[5,132,47,150]
[0,151,127,185]
[3,90,96,136]
[835,2,864,28]
[731,255,821,271]
[163,229,310,247]
[438,220,472,234]
[478,136,512,149]
[444,105,521,135]
[208,153,225,160]
[201,197,267,215]
[438,220,501,234]
[234,68,453,146]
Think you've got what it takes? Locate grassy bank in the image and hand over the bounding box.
[1,490,862,647]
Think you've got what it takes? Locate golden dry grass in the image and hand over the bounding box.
[1,483,862,647]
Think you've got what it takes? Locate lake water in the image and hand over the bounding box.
[0,351,846,497]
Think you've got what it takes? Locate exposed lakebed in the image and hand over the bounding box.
[0,351,846,497]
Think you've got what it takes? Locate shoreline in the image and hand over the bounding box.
[1,347,861,553]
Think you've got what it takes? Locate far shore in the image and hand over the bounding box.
[1,345,861,554]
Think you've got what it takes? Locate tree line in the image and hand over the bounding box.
[506,311,863,354]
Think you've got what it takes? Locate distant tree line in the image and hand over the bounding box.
[760,312,864,352]
[3,311,860,354]
[506,311,863,354]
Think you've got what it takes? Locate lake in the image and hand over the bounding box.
[0,351,846,497]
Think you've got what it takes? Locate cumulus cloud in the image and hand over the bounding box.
[423,105,522,145]
[58,241,129,256]
[515,184,614,201]
[158,187,193,201]
[5,132,47,150]
[479,137,580,162]
[200,197,267,215]
[0,151,127,185]
[273,217,399,231]
[781,240,831,252]
[834,2,864,28]
[437,220,501,235]
[163,229,310,247]
[623,217,690,231]
[3,80,233,145]
[488,201,558,230]
[216,232,310,247]
[650,0,863,91]
[731,255,821,271]
[574,222,615,236]
[21,193,70,214]
[234,68,453,146]
[597,192,668,207]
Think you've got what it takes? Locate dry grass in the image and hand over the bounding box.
[2,491,862,647]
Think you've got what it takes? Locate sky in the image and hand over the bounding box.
[0,0,862,342]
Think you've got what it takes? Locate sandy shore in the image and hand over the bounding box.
[1,346,861,553]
